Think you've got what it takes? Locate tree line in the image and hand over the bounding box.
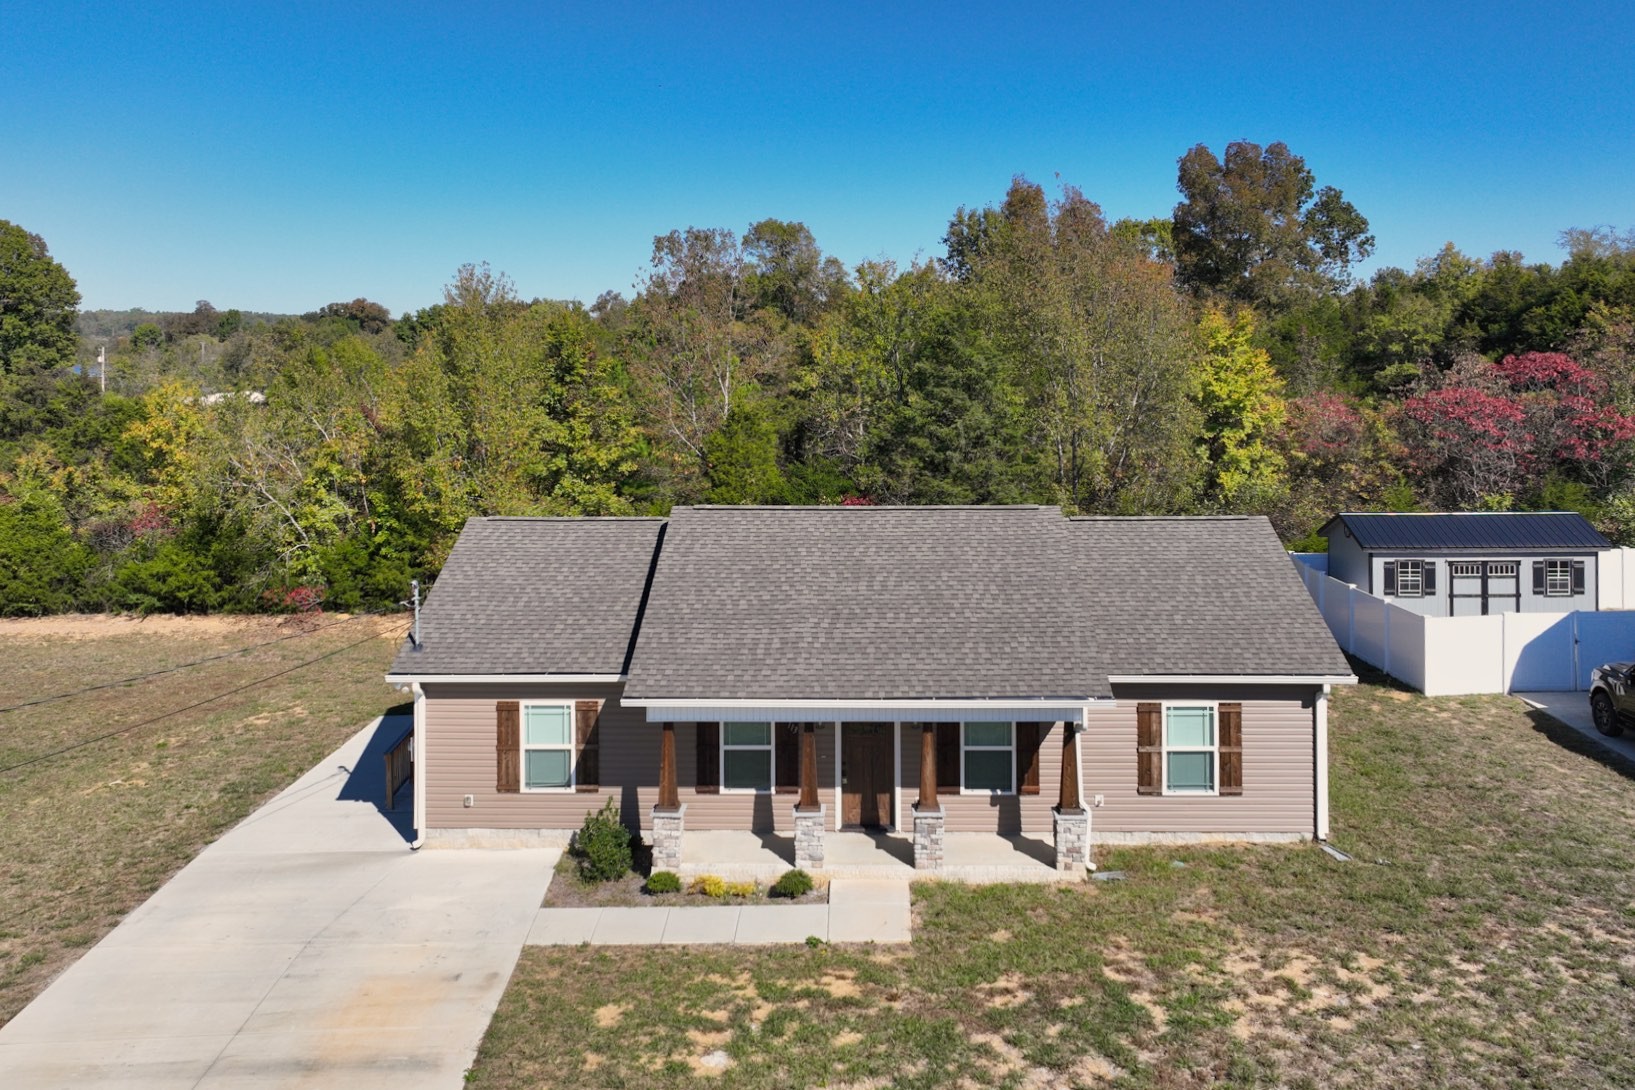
[2,139,1633,615]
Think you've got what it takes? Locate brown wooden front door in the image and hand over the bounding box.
[841,723,893,829]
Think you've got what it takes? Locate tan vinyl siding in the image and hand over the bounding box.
[422,683,835,833]
[898,722,1064,835]
[1086,685,1316,835]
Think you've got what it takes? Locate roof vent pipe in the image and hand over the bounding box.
[409,579,422,651]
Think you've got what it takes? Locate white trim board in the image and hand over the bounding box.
[1107,674,1357,686]
[386,673,627,684]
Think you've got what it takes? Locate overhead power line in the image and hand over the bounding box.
[0,609,402,718]
[0,621,409,777]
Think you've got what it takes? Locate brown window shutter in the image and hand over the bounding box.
[775,723,800,794]
[495,701,520,793]
[1136,702,1161,796]
[696,722,720,794]
[936,723,960,794]
[1218,702,1243,796]
[1016,722,1042,795]
[574,700,601,792]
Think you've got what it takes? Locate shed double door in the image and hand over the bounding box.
[1449,560,1520,616]
[840,723,893,829]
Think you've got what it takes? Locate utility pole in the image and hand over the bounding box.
[97,345,106,394]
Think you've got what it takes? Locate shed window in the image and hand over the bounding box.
[961,722,1015,794]
[722,722,773,791]
[1545,559,1572,596]
[522,704,574,790]
[1164,705,1217,795]
[1395,560,1423,597]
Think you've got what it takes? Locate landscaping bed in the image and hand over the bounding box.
[545,853,827,909]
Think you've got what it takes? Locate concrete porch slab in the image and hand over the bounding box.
[673,830,1077,883]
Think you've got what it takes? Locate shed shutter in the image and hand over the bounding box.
[775,723,800,794]
[1572,560,1586,594]
[1383,561,1397,596]
[1016,722,1043,795]
[1533,561,1546,594]
[1423,562,1437,595]
[936,723,960,795]
[574,700,601,792]
[1136,703,1162,796]
[1218,702,1243,796]
[696,722,720,793]
[495,701,520,794]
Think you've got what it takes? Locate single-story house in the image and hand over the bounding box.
[385,506,1354,873]
[1320,511,1610,618]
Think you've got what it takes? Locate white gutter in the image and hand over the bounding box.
[410,682,426,851]
[1315,683,1331,842]
[1107,674,1358,686]
[385,673,627,685]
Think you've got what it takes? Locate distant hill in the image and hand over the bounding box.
[78,308,301,339]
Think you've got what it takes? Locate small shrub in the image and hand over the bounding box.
[572,799,632,883]
[772,869,815,898]
[725,880,758,898]
[689,874,726,898]
[644,870,682,895]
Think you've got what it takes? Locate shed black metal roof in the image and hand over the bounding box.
[1321,512,1609,551]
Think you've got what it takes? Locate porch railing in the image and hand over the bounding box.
[384,727,413,811]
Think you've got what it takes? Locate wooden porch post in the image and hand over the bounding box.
[657,722,680,811]
[797,723,820,811]
[916,723,939,811]
[1058,721,1082,812]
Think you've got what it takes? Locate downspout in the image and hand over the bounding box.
[1315,684,1331,842]
[410,681,427,850]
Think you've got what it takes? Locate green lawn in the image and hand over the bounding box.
[469,674,1635,1089]
[0,614,406,1027]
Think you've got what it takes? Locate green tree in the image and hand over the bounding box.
[1195,307,1287,506]
[0,220,82,437]
[1172,141,1373,310]
[703,402,787,504]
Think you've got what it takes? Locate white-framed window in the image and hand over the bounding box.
[1163,704,1217,795]
[961,721,1015,794]
[1545,558,1573,596]
[722,722,774,792]
[1488,561,1518,578]
[1395,559,1424,597]
[521,703,574,791]
[1450,561,1482,578]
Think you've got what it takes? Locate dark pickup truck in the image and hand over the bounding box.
[1590,661,1635,736]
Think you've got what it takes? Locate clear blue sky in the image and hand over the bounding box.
[4,1,1631,315]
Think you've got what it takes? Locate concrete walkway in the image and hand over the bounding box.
[1516,691,1635,764]
[527,878,911,946]
[0,716,556,1090]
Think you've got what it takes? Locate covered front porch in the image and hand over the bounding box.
[642,711,1094,877]
[671,829,1079,883]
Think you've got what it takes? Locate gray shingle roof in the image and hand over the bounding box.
[387,517,665,677]
[1321,511,1609,551]
[1070,515,1352,678]
[622,506,1108,701]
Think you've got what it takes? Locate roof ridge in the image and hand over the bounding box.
[478,515,668,522]
[1068,514,1258,522]
[677,504,1053,512]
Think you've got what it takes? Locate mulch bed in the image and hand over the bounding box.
[543,854,828,909]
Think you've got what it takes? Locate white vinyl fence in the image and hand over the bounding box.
[1292,553,1635,695]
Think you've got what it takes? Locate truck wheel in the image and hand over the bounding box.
[1592,692,1624,737]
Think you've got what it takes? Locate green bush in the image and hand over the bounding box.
[644,870,681,895]
[572,799,632,883]
[771,869,815,898]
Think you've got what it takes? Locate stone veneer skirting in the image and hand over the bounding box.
[651,806,686,871]
[911,805,945,870]
[793,805,826,871]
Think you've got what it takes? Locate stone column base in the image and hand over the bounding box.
[1053,806,1089,872]
[911,804,945,871]
[793,805,826,871]
[651,805,686,872]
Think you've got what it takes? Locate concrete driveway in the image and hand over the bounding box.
[0,715,555,1089]
[1515,691,1635,765]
